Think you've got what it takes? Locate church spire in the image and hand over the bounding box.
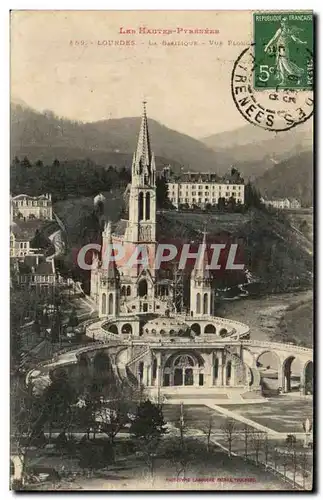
[133,101,153,179]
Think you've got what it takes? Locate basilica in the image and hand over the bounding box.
[88,103,254,397]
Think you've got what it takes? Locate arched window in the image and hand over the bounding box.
[205,324,216,334]
[101,293,107,315]
[126,285,131,296]
[121,286,126,296]
[108,293,114,315]
[121,323,132,334]
[191,323,201,336]
[219,328,228,337]
[138,279,148,297]
[196,293,201,314]
[145,192,151,220]
[203,293,209,315]
[139,192,144,221]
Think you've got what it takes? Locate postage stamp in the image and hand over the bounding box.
[231,45,314,132]
[253,12,313,90]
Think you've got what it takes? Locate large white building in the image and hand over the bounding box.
[167,171,245,209]
[11,194,53,220]
[261,198,301,210]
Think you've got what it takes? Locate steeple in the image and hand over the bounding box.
[132,101,155,184]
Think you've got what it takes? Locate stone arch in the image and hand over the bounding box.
[108,324,118,335]
[204,323,216,334]
[196,293,201,314]
[101,292,107,315]
[191,323,201,336]
[164,350,205,370]
[138,279,148,297]
[108,293,114,315]
[219,328,228,337]
[145,192,151,220]
[203,293,208,314]
[256,350,281,371]
[121,323,132,335]
[282,355,298,393]
[139,192,144,221]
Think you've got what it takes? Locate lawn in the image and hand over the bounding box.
[163,404,245,432]
[219,398,313,433]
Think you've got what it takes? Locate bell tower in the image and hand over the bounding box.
[124,101,157,277]
[99,221,120,319]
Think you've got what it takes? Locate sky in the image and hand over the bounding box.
[11,11,256,138]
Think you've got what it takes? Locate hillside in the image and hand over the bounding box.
[11,102,224,172]
[201,123,313,178]
[157,209,312,292]
[254,152,313,207]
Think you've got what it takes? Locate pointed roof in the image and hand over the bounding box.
[133,101,152,174]
[193,230,211,281]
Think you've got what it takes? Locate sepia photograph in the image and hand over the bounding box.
[9,10,314,491]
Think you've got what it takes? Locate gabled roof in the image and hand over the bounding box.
[12,194,49,200]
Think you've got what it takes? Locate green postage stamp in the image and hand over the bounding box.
[254,12,313,90]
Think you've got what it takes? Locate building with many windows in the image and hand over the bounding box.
[167,171,245,209]
[11,193,53,220]
[261,198,301,210]
[10,220,44,258]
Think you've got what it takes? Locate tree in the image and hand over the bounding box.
[21,156,31,169]
[221,418,237,457]
[96,384,134,448]
[286,435,298,488]
[245,181,262,209]
[205,416,213,453]
[11,378,46,486]
[300,450,310,489]
[217,197,226,211]
[130,400,167,479]
[251,430,265,464]
[42,369,76,439]
[68,308,79,328]
[242,424,253,460]
[156,176,171,209]
[263,433,270,466]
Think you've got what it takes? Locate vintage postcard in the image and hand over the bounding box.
[10,10,314,491]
